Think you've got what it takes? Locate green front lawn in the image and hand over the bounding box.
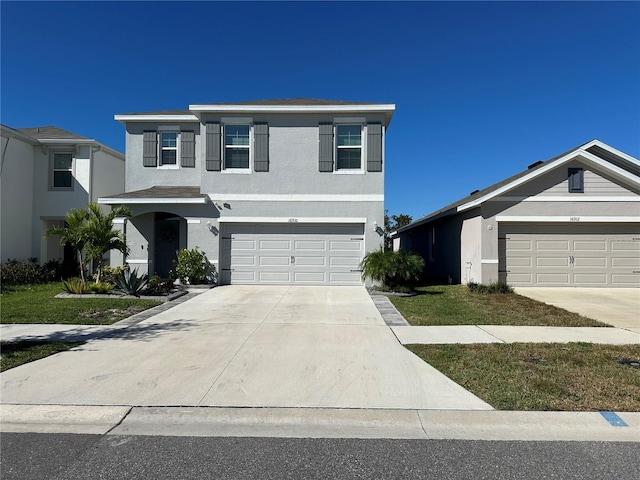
[390,285,606,327]
[1,341,84,372]
[1,283,161,325]
[408,343,640,411]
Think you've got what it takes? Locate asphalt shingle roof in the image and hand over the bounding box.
[16,126,91,140]
[104,186,206,199]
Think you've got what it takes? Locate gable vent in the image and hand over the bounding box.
[528,160,544,169]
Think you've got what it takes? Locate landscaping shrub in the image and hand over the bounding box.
[360,248,424,290]
[113,268,148,296]
[0,258,62,288]
[143,275,174,296]
[170,247,215,284]
[97,265,129,286]
[62,277,91,294]
[87,282,115,294]
[467,282,514,294]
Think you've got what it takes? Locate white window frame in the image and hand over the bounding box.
[157,127,180,169]
[222,117,253,174]
[50,150,74,191]
[334,118,365,174]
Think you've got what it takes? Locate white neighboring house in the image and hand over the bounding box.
[0,125,125,265]
[99,98,395,285]
[394,140,640,288]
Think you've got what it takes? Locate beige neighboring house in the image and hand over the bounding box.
[0,125,125,265]
[394,140,640,288]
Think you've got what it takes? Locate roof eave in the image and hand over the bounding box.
[114,114,199,124]
[98,197,207,205]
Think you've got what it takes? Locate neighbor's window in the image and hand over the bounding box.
[336,125,362,169]
[160,132,178,165]
[52,153,73,189]
[568,168,584,193]
[224,125,250,169]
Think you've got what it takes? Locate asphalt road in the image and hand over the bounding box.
[2,433,638,480]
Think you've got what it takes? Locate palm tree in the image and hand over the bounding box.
[46,203,132,283]
[45,208,90,282]
[83,203,132,283]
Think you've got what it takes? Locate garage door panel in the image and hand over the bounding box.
[501,224,640,287]
[232,255,256,266]
[259,272,291,283]
[232,239,256,250]
[294,272,326,283]
[330,256,361,267]
[537,257,569,267]
[536,240,569,251]
[259,256,291,266]
[232,271,256,282]
[294,240,326,250]
[295,256,326,266]
[330,240,361,251]
[259,240,290,250]
[329,272,361,283]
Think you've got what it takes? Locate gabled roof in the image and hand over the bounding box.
[397,140,640,234]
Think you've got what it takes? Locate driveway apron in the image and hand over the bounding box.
[0,286,491,410]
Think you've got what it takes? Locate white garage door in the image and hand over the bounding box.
[499,224,640,287]
[220,223,364,285]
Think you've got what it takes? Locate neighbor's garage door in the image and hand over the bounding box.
[499,224,640,287]
[220,223,364,285]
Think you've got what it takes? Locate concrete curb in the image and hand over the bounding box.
[2,405,638,441]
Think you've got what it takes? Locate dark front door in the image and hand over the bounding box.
[155,219,180,278]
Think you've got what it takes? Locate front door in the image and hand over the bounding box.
[155,218,180,278]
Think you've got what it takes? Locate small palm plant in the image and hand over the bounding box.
[360,248,424,291]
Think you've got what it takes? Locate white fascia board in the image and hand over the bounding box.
[208,194,383,202]
[496,215,640,223]
[114,114,199,123]
[218,217,367,224]
[457,150,640,213]
[38,138,96,145]
[491,196,640,202]
[582,140,640,166]
[0,126,41,145]
[98,197,207,205]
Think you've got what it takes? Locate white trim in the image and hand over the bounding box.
[207,194,383,202]
[492,196,640,202]
[126,259,148,264]
[218,217,367,224]
[458,149,640,212]
[186,219,201,224]
[99,197,207,205]
[495,216,640,223]
[112,218,127,225]
[190,104,395,114]
[481,259,499,264]
[581,139,640,166]
[114,114,198,122]
[38,138,95,145]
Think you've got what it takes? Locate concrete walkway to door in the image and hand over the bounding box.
[0,286,491,411]
[515,287,640,334]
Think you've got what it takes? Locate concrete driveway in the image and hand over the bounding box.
[0,286,491,410]
[515,288,640,334]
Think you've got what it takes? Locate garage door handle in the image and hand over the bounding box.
[291,256,295,264]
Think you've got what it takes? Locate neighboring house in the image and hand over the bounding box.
[0,125,125,264]
[394,140,640,288]
[99,99,395,285]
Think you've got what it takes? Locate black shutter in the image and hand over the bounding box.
[181,131,195,167]
[206,122,221,171]
[254,123,269,172]
[318,123,334,172]
[143,131,157,167]
[568,168,584,192]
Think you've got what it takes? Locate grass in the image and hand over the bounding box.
[1,341,83,372]
[1,283,161,325]
[390,285,606,327]
[407,343,640,411]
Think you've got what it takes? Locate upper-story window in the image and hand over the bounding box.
[336,125,362,170]
[224,125,250,169]
[160,132,178,166]
[568,168,584,193]
[51,152,73,189]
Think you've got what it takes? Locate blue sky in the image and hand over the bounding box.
[2,1,638,221]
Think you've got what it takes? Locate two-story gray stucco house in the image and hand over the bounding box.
[394,140,640,288]
[99,99,395,285]
[1,125,125,264]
